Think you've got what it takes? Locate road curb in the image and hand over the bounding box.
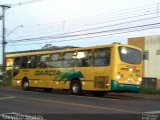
[108,92,160,100]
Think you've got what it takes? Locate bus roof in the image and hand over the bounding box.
[6,43,142,58]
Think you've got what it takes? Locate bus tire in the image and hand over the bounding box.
[22,79,29,91]
[91,91,106,97]
[70,79,82,95]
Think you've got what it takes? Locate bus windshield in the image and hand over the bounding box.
[119,46,142,64]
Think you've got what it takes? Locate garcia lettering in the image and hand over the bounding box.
[35,70,61,76]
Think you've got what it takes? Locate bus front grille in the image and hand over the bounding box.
[94,76,109,89]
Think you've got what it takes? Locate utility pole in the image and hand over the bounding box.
[0,5,11,82]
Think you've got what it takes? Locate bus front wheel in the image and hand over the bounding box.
[70,79,82,95]
[22,79,29,91]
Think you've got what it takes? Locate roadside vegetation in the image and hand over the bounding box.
[0,70,12,86]
[140,87,160,94]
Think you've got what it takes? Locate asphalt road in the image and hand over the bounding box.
[0,87,160,120]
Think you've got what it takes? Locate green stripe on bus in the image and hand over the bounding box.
[111,80,140,92]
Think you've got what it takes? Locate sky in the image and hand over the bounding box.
[0,0,160,64]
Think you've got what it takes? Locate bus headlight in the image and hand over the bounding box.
[129,68,133,72]
[138,77,142,82]
[136,81,140,85]
[17,80,20,84]
[116,74,123,79]
[116,75,121,79]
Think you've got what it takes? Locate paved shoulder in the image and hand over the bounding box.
[107,92,160,100]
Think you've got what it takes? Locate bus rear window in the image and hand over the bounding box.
[119,46,142,64]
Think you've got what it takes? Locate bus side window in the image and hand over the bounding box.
[93,48,111,66]
[6,58,13,67]
[28,56,38,68]
[76,50,92,67]
[38,55,49,68]
[50,53,61,68]
[21,56,28,69]
[13,57,21,76]
[62,52,75,67]
[13,57,21,68]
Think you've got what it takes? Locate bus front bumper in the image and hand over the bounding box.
[111,80,140,92]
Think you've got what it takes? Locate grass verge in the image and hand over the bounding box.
[140,87,160,94]
[0,79,12,86]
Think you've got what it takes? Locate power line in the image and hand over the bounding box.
[6,22,160,46]
[9,0,44,7]
[16,9,157,33]
[15,3,157,29]
[10,4,159,39]
[7,25,160,46]
[7,3,157,33]
[3,3,160,47]
[8,15,160,43]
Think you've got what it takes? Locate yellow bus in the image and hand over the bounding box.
[6,43,142,96]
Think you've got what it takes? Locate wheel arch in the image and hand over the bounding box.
[21,77,29,87]
[69,78,82,89]
[69,78,83,95]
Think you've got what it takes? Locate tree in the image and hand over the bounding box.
[0,64,2,75]
[41,44,52,49]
